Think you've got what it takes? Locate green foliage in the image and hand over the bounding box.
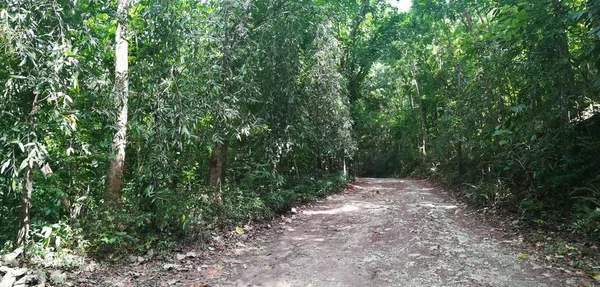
[570,179,600,238]
[84,172,346,260]
[351,0,600,241]
[0,0,354,258]
[25,220,88,268]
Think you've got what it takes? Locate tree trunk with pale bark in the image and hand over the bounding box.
[105,0,129,205]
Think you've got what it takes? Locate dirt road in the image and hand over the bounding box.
[209,178,585,287]
[91,178,589,286]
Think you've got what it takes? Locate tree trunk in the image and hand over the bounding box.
[16,166,33,247]
[454,59,464,180]
[206,1,251,196]
[457,141,464,178]
[407,85,414,109]
[412,69,427,156]
[208,142,227,186]
[294,157,300,179]
[105,0,129,205]
[16,92,39,247]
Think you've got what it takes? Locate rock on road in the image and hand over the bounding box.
[211,178,584,287]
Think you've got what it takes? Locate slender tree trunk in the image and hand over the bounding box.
[16,93,39,247]
[208,142,227,204]
[207,1,253,196]
[408,86,414,109]
[454,61,465,180]
[16,166,33,247]
[208,142,227,203]
[411,69,426,156]
[294,157,300,179]
[105,0,129,205]
[457,141,464,177]
[207,4,232,198]
[208,142,227,186]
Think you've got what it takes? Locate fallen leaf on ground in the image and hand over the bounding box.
[163,264,181,270]
[236,226,245,234]
[565,244,578,251]
[517,252,528,259]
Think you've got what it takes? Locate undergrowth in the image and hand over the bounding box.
[69,172,348,261]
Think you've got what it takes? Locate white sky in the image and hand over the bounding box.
[388,0,412,12]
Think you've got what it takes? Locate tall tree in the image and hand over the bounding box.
[105,0,130,204]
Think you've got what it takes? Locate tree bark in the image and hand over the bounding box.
[457,141,464,178]
[16,166,33,247]
[16,92,39,247]
[208,142,227,203]
[411,68,427,156]
[105,0,129,205]
[208,142,227,187]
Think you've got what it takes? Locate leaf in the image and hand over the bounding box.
[590,25,600,37]
[569,11,586,20]
[235,226,245,234]
[6,138,19,145]
[517,252,528,259]
[510,104,526,112]
[42,226,53,239]
[41,163,53,176]
[565,244,578,251]
[591,271,600,281]
[18,158,29,172]
[0,160,11,174]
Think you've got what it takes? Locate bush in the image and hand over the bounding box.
[82,172,349,260]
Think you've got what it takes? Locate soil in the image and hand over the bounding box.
[80,178,593,286]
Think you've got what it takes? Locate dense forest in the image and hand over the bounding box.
[0,0,599,263]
